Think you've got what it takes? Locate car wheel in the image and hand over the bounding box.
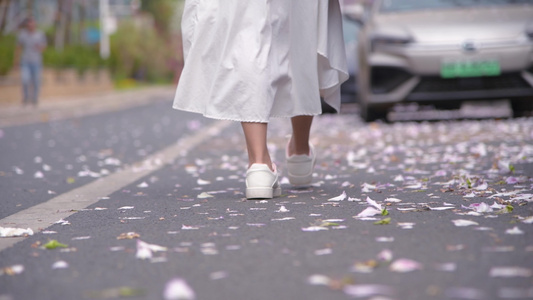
[360,102,386,122]
[511,98,533,117]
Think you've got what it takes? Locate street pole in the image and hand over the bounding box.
[99,0,109,59]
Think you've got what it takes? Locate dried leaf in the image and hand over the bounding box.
[1,264,24,276]
[117,232,140,240]
[84,286,145,298]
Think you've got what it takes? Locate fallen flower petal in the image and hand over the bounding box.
[376,237,394,242]
[137,181,149,188]
[390,259,422,272]
[490,267,532,277]
[343,284,395,298]
[384,198,402,203]
[163,278,196,300]
[366,196,382,210]
[434,263,457,272]
[197,179,211,185]
[209,271,228,280]
[55,219,70,225]
[118,206,134,210]
[505,226,524,235]
[452,220,479,227]
[397,222,415,229]
[271,217,295,221]
[307,274,331,286]
[522,216,533,224]
[0,227,33,237]
[428,206,455,211]
[464,202,493,213]
[301,226,328,232]
[377,249,393,262]
[136,240,167,260]
[328,191,346,201]
[314,248,333,256]
[393,175,405,182]
[361,183,377,193]
[356,207,382,218]
[52,260,69,269]
[197,192,213,199]
[277,206,290,212]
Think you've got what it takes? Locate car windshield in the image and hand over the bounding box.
[379,0,531,12]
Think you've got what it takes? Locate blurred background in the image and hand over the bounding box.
[0,0,185,105]
[1,0,532,122]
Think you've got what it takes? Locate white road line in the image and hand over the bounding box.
[0,119,233,252]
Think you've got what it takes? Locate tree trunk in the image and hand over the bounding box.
[0,0,11,35]
[63,0,72,45]
[26,0,34,15]
[54,0,65,51]
[78,0,86,44]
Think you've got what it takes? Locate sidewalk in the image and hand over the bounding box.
[0,86,176,128]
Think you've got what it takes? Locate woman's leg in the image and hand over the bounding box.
[20,63,31,105]
[288,115,313,156]
[241,122,273,171]
[30,63,42,106]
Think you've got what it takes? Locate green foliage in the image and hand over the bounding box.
[109,20,174,83]
[43,44,107,75]
[141,0,179,36]
[0,34,16,76]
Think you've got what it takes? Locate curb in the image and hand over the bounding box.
[0,86,176,128]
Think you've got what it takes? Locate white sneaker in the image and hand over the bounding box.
[246,164,282,199]
[286,142,316,186]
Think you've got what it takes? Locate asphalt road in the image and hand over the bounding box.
[1,93,532,300]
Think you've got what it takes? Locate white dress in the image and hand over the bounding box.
[173,0,349,123]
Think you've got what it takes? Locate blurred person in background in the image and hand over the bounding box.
[15,17,46,107]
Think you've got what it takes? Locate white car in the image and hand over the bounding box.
[349,0,533,121]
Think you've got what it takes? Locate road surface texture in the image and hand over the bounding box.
[1,89,532,300]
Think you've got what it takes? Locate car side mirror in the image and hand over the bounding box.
[343,3,366,25]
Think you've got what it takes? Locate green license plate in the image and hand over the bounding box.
[441,60,501,78]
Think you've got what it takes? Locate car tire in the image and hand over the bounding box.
[511,98,533,117]
[360,102,386,122]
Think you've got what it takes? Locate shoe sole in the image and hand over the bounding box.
[246,186,282,199]
[287,172,313,186]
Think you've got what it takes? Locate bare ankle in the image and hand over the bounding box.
[288,138,310,156]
